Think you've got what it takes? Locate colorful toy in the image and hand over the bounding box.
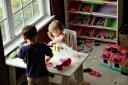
[56,64,63,70]
[85,6,91,12]
[9,52,17,58]
[53,44,63,52]
[100,44,128,75]
[55,58,72,70]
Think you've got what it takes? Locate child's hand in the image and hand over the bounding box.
[45,57,51,63]
[47,41,55,46]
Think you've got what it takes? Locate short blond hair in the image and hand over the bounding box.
[48,20,64,32]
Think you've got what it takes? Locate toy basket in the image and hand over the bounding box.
[119,25,128,49]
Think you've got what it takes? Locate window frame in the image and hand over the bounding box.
[2,0,54,56]
[2,0,51,46]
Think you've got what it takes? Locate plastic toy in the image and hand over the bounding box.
[56,64,63,70]
[9,52,17,58]
[100,44,128,75]
[53,44,63,52]
[85,6,91,12]
[83,68,101,77]
[55,58,72,70]
[62,58,71,66]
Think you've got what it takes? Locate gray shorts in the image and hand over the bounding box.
[27,76,49,85]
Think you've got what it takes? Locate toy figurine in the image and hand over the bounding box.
[85,6,91,12]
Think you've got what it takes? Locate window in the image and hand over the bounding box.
[0,0,51,45]
[0,0,8,42]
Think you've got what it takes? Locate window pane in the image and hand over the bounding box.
[22,0,30,6]
[23,4,33,25]
[0,20,8,42]
[0,1,8,43]
[33,0,40,17]
[0,0,6,20]
[0,3,3,21]
[13,10,24,33]
[11,0,21,13]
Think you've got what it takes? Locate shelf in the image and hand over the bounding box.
[67,23,117,31]
[92,12,117,18]
[104,1,117,5]
[66,11,117,18]
[93,37,117,43]
[77,36,117,43]
[69,0,117,5]
[92,4,117,16]
[65,0,122,44]
[66,11,91,15]
[78,36,93,40]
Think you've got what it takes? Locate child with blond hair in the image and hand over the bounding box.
[47,20,65,46]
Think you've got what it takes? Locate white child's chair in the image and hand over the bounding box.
[64,29,77,50]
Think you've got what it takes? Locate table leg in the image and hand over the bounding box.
[9,66,16,85]
[62,76,69,85]
[75,64,84,84]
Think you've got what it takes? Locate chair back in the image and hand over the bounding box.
[64,29,77,50]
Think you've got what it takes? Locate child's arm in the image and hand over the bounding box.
[45,44,53,62]
[48,34,64,46]
[45,53,53,62]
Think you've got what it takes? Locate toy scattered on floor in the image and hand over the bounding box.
[83,68,101,77]
[77,39,94,53]
[101,44,128,75]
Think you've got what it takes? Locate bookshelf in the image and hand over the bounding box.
[64,0,123,43]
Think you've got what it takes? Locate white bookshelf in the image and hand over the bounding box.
[64,0,123,43]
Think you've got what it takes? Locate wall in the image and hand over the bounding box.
[50,0,65,25]
[37,24,50,43]
[0,28,9,85]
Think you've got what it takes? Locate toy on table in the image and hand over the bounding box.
[9,52,17,58]
[53,43,63,52]
[55,58,72,70]
[46,62,53,68]
[46,57,72,70]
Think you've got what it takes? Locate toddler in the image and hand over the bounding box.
[17,25,53,85]
[47,20,65,46]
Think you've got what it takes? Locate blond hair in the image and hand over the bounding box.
[48,20,64,33]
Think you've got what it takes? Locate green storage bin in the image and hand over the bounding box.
[105,18,117,29]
